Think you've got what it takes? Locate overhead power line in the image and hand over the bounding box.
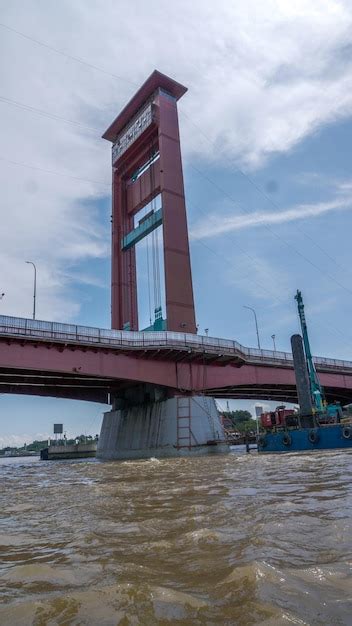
[0,22,137,87]
[188,200,285,302]
[192,228,352,349]
[0,95,100,133]
[189,193,352,348]
[2,19,352,300]
[0,156,110,187]
[189,161,352,299]
[180,109,350,276]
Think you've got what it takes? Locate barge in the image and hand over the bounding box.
[258,290,352,454]
[40,442,97,460]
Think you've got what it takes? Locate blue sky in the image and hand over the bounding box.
[1,0,352,445]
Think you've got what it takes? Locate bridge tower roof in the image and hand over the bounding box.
[102,70,187,142]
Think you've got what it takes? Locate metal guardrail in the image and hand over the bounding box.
[0,314,351,371]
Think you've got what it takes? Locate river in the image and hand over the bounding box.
[0,449,351,625]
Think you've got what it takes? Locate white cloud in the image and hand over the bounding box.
[0,433,50,447]
[190,197,352,240]
[0,429,95,448]
[226,252,291,303]
[1,1,352,320]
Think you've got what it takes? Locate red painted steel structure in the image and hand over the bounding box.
[1,332,352,405]
[103,71,196,333]
[1,71,352,410]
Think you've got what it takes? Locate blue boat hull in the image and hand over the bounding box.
[258,424,352,453]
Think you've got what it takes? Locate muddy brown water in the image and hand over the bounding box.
[0,449,351,625]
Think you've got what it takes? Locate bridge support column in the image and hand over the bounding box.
[97,396,229,460]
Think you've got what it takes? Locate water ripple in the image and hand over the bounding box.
[0,450,351,624]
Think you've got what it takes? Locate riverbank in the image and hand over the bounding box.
[0,452,39,458]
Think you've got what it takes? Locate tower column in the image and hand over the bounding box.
[103,71,196,333]
[111,171,138,330]
[157,91,196,333]
[99,71,228,460]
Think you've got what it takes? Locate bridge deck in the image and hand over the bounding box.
[0,315,351,373]
[0,315,352,404]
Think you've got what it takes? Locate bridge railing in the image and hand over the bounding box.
[0,314,351,371]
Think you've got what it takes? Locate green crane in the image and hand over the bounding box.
[295,290,324,413]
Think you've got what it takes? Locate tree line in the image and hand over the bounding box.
[222,410,258,433]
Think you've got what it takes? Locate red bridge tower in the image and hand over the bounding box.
[103,70,196,333]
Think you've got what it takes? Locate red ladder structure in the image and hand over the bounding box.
[176,396,192,449]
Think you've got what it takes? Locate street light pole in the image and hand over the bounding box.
[243,305,261,349]
[26,261,37,320]
[271,334,276,351]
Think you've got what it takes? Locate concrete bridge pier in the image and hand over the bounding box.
[97,387,229,460]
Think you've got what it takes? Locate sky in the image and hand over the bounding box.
[1,0,352,445]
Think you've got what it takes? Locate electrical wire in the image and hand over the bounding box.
[191,224,352,349]
[146,234,152,325]
[0,155,110,186]
[6,92,348,301]
[188,161,352,298]
[155,226,161,310]
[1,17,349,275]
[3,85,349,301]
[0,94,100,133]
[188,198,290,298]
[152,228,158,314]
[85,412,102,437]
[148,144,163,319]
[180,101,351,277]
[188,196,352,349]
[3,17,350,293]
[0,21,137,87]
[181,25,352,277]
[2,18,352,347]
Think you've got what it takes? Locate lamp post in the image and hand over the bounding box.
[243,305,261,349]
[26,261,37,320]
[271,334,276,351]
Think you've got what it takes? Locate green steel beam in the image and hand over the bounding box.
[121,208,162,251]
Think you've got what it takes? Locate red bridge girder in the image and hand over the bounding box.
[1,336,352,405]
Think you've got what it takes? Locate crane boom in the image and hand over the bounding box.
[295,290,324,413]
